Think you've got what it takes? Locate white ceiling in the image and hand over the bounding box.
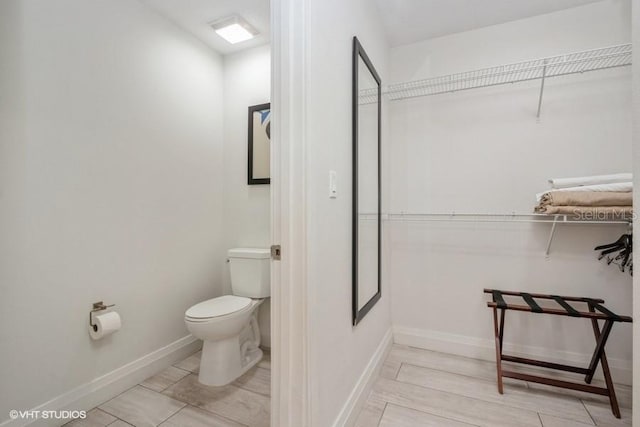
[140,0,270,55]
[374,0,604,47]
[141,0,605,54]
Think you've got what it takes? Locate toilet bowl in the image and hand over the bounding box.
[185,248,270,386]
[185,295,264,385]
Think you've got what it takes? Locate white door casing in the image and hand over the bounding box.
[270,0,311,426]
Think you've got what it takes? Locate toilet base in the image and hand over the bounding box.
[198,338,263,386]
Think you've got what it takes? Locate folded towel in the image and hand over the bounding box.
[548,173,631,189]
[535,205,633,219]
[535,182,632,202]
[538,191,632,208]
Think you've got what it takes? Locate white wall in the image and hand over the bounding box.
[0,0,226,419]
[305,0,391,425]
[222,45,272,347]
[389,0,633,381]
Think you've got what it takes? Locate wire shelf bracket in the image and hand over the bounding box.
[536,60,548,121]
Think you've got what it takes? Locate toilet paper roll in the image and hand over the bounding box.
[90,311,121,340]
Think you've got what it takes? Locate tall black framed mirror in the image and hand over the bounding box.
[352,37,381,326]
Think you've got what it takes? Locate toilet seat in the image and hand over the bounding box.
[186,295,251,321]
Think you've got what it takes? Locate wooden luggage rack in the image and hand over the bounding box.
[484,289,632,418]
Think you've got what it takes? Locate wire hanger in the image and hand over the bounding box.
[595,226,633,276]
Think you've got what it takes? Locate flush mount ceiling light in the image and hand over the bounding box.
[210,16,258,44]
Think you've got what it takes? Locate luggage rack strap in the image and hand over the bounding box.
[492,290,507,309]
[551,295,581,317]
[521,293,543,313]
[587,300,623,322]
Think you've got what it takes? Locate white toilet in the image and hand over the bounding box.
[185,248,270,386]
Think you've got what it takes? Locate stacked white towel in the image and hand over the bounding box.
[535,174,633,218]
[548,173,632,189]
[535,182,632,203]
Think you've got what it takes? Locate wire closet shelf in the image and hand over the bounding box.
[385,44,632,101]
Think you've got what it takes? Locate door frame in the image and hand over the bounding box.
[270,0,311,425]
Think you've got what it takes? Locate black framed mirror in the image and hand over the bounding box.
[352,37,381,326]
[248,102,271,185]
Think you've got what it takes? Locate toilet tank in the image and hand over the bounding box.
[228,248,271,298]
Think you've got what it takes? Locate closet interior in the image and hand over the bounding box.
[362,1,634,425]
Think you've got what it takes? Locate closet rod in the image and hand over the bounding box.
[385,213,630,225]
[382,213,630,256]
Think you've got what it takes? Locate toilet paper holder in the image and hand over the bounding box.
[90,301,115,331]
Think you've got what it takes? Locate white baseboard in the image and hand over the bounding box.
[1,335,201,427]
[393,326,632,386]
[332,328,393,427]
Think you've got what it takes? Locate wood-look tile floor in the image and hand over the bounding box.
[66,349,271,427]
[355,344,632,427]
